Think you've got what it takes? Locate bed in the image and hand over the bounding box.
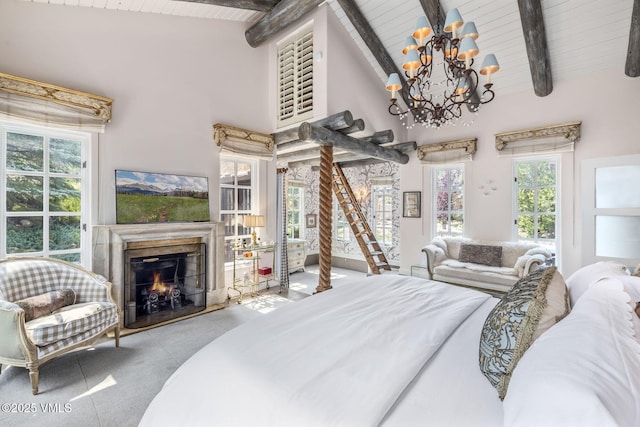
[139,263,640,427]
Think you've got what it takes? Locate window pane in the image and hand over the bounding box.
[220,213,235,237]
[6,216,43,253]
[50,177,81,212]
[6,175,43,211]
[596,165,640,209]
[517,163,534,187]
[451,170,463,190]
[436,192,449,211]
[518,188,534,212]
[50,138,81,174]
[538,214,556,239]
[595,215,640,258]
[537,162,556,186]
[220,160,235,185]
[436,170,448,191]
[436,213,449,235]
[238,188,251,211]
[50,215,81,250]
[238,214,250,236]
[237,163,252,186]
[450,213,464,235]
[6,132,44,172]
[220,188,234,211]
[537,187,556,213]
[451,191,463,210]
[517,214,535,239]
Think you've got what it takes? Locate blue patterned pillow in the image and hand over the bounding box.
[479,266,570,399]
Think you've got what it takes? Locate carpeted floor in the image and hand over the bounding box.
[0,266,370,427]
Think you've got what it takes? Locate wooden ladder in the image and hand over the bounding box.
[331,163,392,274]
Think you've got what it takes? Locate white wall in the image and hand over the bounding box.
[0,0,272,235]
[400,69,640,276]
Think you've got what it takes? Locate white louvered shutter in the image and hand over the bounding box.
[277,29,313,127]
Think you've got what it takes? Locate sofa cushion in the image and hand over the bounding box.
[25,301,118,346]
[458,244,502,267]
[435,264,519,287]
[479,267,571,400]
[15,288,76,322]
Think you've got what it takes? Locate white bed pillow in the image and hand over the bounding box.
[565,261,629,306]
[503,280,640,427]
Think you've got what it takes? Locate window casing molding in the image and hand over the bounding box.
[495,121,581,156]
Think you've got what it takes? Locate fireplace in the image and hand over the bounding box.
[92,222,225,330]
[124,240,206,328]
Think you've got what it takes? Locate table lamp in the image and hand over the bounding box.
[244,215,265,247]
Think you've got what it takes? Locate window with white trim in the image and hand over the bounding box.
[433,165,464,236]
[372,181,393,246]
[287,181,304,239]
[277,26,313,128]
[514,157,558,256]
[1,122,89,264]
[220,156,256,263]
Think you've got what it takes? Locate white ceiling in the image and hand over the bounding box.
[22,0,636,96]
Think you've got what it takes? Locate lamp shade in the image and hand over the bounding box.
[244,215,265,228]
[460,21,478,40]
[402,49,422,74]
[402,36,418,54]
[413,16,432,44]
[455,76,469,95]
[444,8,464,34]
[385,73,402,91]
[457,37,479,60]
[480,54,500,76]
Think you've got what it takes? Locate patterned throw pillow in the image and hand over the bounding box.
[478,267,570,399]
[15,288,76,322]
[458,243,503,267]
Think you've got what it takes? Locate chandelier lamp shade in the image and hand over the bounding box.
[385,8,500,129]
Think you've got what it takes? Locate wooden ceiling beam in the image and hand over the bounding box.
[517,0,553,96]
[298,123,409,164]
[171,0,278,12]
[274,110,355,148]
[336,0,413,109]
[245,0,324,47]
[626,0,640,77]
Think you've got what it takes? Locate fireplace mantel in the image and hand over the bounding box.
[92,222,225,328]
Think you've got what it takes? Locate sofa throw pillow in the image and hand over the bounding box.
[15,288,76,322]
[458,243,502,267]
[478,266,570,400]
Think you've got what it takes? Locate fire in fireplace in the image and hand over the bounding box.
[124,241,206,329]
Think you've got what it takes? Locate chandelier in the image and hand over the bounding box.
[385,8,500,129]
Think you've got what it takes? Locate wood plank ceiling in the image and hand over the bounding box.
[22,0,638,109]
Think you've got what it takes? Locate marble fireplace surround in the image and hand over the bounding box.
[92,222,226,329]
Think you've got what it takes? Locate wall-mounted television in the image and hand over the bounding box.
[115,170,210,224]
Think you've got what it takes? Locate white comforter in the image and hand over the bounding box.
[139,275,492,427]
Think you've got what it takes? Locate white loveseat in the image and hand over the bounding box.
[0,257,120,394]
[421,237,553,293]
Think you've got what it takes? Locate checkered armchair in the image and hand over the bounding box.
[0,257,120,395]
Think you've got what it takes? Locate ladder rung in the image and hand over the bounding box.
[368,251,383,256]
[356,230,371,238]
[349,220,362,226]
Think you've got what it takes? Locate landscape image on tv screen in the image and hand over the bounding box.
[115,170,210,224]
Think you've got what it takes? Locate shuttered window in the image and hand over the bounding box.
[277,28,313,127]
